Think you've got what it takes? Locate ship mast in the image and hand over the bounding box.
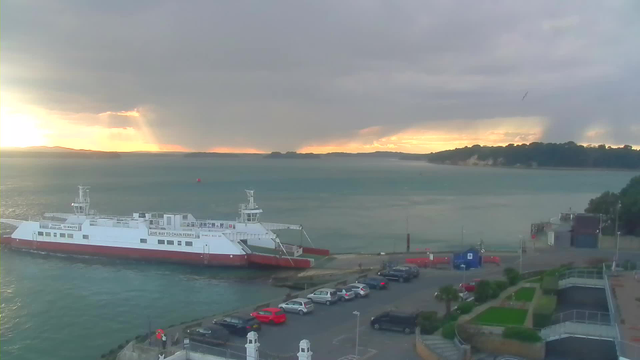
[72,185,91,216]
[239,190,263,223]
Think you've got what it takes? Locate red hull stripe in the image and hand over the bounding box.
[247,253,313,268]
[301,246,330,256]
[1,236,247,266]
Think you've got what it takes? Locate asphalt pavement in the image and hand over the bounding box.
[193,247,640,360]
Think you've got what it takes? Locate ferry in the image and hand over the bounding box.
[0,186,328,268]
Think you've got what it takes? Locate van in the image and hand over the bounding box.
[370,311,418,334]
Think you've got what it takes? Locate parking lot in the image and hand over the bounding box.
[191,247,640,360]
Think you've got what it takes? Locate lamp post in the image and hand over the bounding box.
[519,235,524,274]
[615,201,621,262]
[353,311,360,358]
[461,264,466,285]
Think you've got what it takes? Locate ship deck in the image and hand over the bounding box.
[246,245,329,261]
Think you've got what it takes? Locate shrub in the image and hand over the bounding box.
[474,280,494,303]
[493,280,509,292]
[532,295,557,328]
[443,311,460,323]
[503,267,521,286]
[489,282,501,299]
[441,322,456,340]
[502,326,542,343]
[456,301,475,315]
[419,311,442,335]
[541,275,559,295]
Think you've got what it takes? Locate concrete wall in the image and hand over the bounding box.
[599,235,640,250]
[415,330,441,360]
[458,325,545,360]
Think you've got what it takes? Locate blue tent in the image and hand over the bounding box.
[453,247,482,270]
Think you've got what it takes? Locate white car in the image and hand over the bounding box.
[278,298,314,315]
[306,288,339,305]
[346,283,370,298]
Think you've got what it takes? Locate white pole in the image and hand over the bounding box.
[353,311,360,357]
[519,236,523,274]
[615,202,620,262]
[461,265,466,284]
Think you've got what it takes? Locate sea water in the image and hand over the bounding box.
[1,156,636,359]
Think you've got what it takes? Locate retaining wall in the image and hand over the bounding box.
[458,324,545,360]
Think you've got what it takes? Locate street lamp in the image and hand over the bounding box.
[353,311,360,358]
[461,264,466,285]
[519,236,524,274]
[615,201,621,262]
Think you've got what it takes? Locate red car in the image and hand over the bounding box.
[459,279,481,292]
[250,308,287,325]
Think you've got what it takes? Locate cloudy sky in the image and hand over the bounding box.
[1,1,639,153]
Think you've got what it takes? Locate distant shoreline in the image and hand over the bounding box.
[418,161,640,173]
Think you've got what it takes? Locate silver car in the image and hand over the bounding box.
[335,287,356,301]
[278,298,314,315]
[346,283,370,298]
[306,288,339,305]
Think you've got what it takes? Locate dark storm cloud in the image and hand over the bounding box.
[2,0,639,150]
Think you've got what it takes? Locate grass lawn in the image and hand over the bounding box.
[472,307,528,327]
[510,287,536,302]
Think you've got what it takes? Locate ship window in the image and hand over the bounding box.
[167,217,172,226]
[182,214,188,220]
[53,233,57,237]
[177,241,182,246]
[60,233,66,238]
[185,241,193,247]
[140,238,147,244]
[38,231,44,236]
[166,240,175,245]
[83,235,89,240]
[67,233,74,239]
[158,239,165,245]
[45,232,51,237]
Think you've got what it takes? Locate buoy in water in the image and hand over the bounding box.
[196,178,201,183]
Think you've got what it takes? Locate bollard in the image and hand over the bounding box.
[298,339,312,360]
[246,331,259,360]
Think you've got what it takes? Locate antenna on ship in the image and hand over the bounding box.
[72,185,91,216]
[239,189,263,223]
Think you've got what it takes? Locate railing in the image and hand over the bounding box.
[552,310,611,326]
[558,268,604,280]
[188,342,246,359]
[603,263,619,328]
[617,339,640,360]
[541,321,617,341]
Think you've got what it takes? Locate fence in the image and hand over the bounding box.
[187,341,299,360]
[551,310,611,326]
[558,268,603,281]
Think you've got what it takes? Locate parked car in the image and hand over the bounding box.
[213,315,261,336]
[307,288,339,305]
[370,311,418,334]
[377,268,412,283]
[434,288,470,301]
[356,277,388,290]
[185,325,230,346]
[250,307,287,324]
[459,279,481,293]
[335,287,356,301]
[399,264,420,277]
[345,283,370,298]
[278,298,314,315]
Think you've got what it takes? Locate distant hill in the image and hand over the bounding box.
[1,146,120,159]
[404,142,640,169]
[184,152,243,158]
[264,151,321,159]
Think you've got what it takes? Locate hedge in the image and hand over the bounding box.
[456,301,475,315]
[502,326,542,343]
[441,322,456,340]
[493,280,509,293]
[418,311,442,335]
[532,295,557,328]
[541,275,559,295]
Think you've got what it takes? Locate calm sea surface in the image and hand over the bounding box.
[1,156,637,359]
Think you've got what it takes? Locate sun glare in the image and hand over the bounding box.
[0,107,48,147]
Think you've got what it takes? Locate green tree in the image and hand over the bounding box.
[619,176,640,236]
[474,280,494,303]
[435,285,461,314]
[585,191,620,235]
[503,267,521,286]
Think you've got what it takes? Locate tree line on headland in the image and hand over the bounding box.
[401,142,640,169]
[585,175,640,236]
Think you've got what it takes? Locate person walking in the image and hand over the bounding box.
[161,334,167,350]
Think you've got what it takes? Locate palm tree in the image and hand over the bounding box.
[435,285,461,314]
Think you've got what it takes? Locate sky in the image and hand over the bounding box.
[1,1,639,153]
